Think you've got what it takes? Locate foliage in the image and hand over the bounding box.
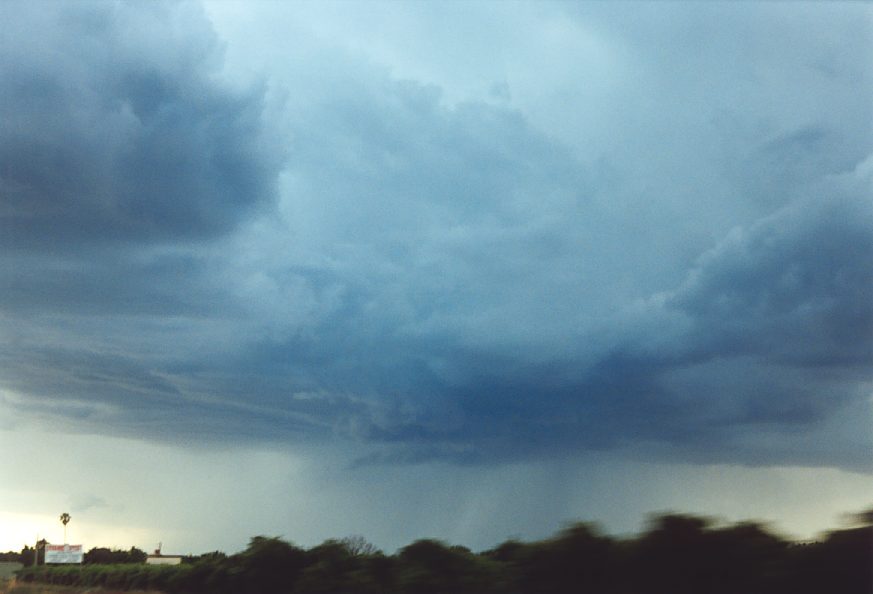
[339,535,380,557]
[84,547,148,565]
[17,544,44,568]
[507,522,619,594]
[14,505,873,594]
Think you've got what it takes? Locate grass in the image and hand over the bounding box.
[0,564,22,580]
[0,565,160,594]
[1,584,163,594]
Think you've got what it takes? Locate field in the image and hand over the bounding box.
[0,563,22,581]
[1,586,162,594]
[0,577,162,594]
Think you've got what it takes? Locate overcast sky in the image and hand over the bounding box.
[1,0,871,555]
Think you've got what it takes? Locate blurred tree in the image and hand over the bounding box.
[236,536,308,594]
[630,514,715,594]
[706,521,789,594]
[788,525,873,594]
[482,539,526,563]
[843,506,873,528]
[397,539,500,594]
[359,552,396,594]
[13,504,872,594]
[19,545,35,567]
[513,523,617,594]
[298,540,358,594]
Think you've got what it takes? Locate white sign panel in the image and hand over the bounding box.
[45,544,84,564]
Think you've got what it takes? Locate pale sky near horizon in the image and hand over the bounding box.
[1,0,871,555]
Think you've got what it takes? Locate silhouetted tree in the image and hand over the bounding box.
[358,552,397,594]
[512,523,617,594]
[10,504,873,594]
[19,546,35,567]
[397,539,500,594]
[786,524,873,594]
[482,539,526,564]
[235,536,308,594]
[705,521,789,594]
[0,550,22,562]
[296,540,362,594]
[629,514,716,594]
[58,512,72,546]
[84,546,148,564]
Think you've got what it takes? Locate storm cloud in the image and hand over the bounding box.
[1,0,871,484]
[0,1,280,250]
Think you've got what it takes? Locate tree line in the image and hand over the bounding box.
[10,507,872,594]
[6,544,149,567]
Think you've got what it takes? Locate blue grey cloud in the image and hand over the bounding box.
[1,0,870,478]
[668,191,873,368]
[0,1,281,251]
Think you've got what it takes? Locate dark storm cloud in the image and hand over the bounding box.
[0,0,281,443]
[154,156,870,471]
[0,251,225,316]
[2,0,870,475]
[0,1,280,251]
[251,163,872,469]
[668,191,873,368]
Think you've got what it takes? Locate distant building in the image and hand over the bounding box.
[146,555,182,565]
[145,544,183,566]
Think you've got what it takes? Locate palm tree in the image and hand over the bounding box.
[60,513,71,544]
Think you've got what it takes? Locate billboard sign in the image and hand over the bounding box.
[45,544,84,564]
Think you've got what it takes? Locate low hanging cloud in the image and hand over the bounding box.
[668,181,873,369]
[336,169,873,469]
[1,0,870,477]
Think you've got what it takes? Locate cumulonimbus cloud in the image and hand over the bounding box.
[1,0,870,477]
[0,0,282,251]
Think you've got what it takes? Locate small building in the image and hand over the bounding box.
[145,544,183,566]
